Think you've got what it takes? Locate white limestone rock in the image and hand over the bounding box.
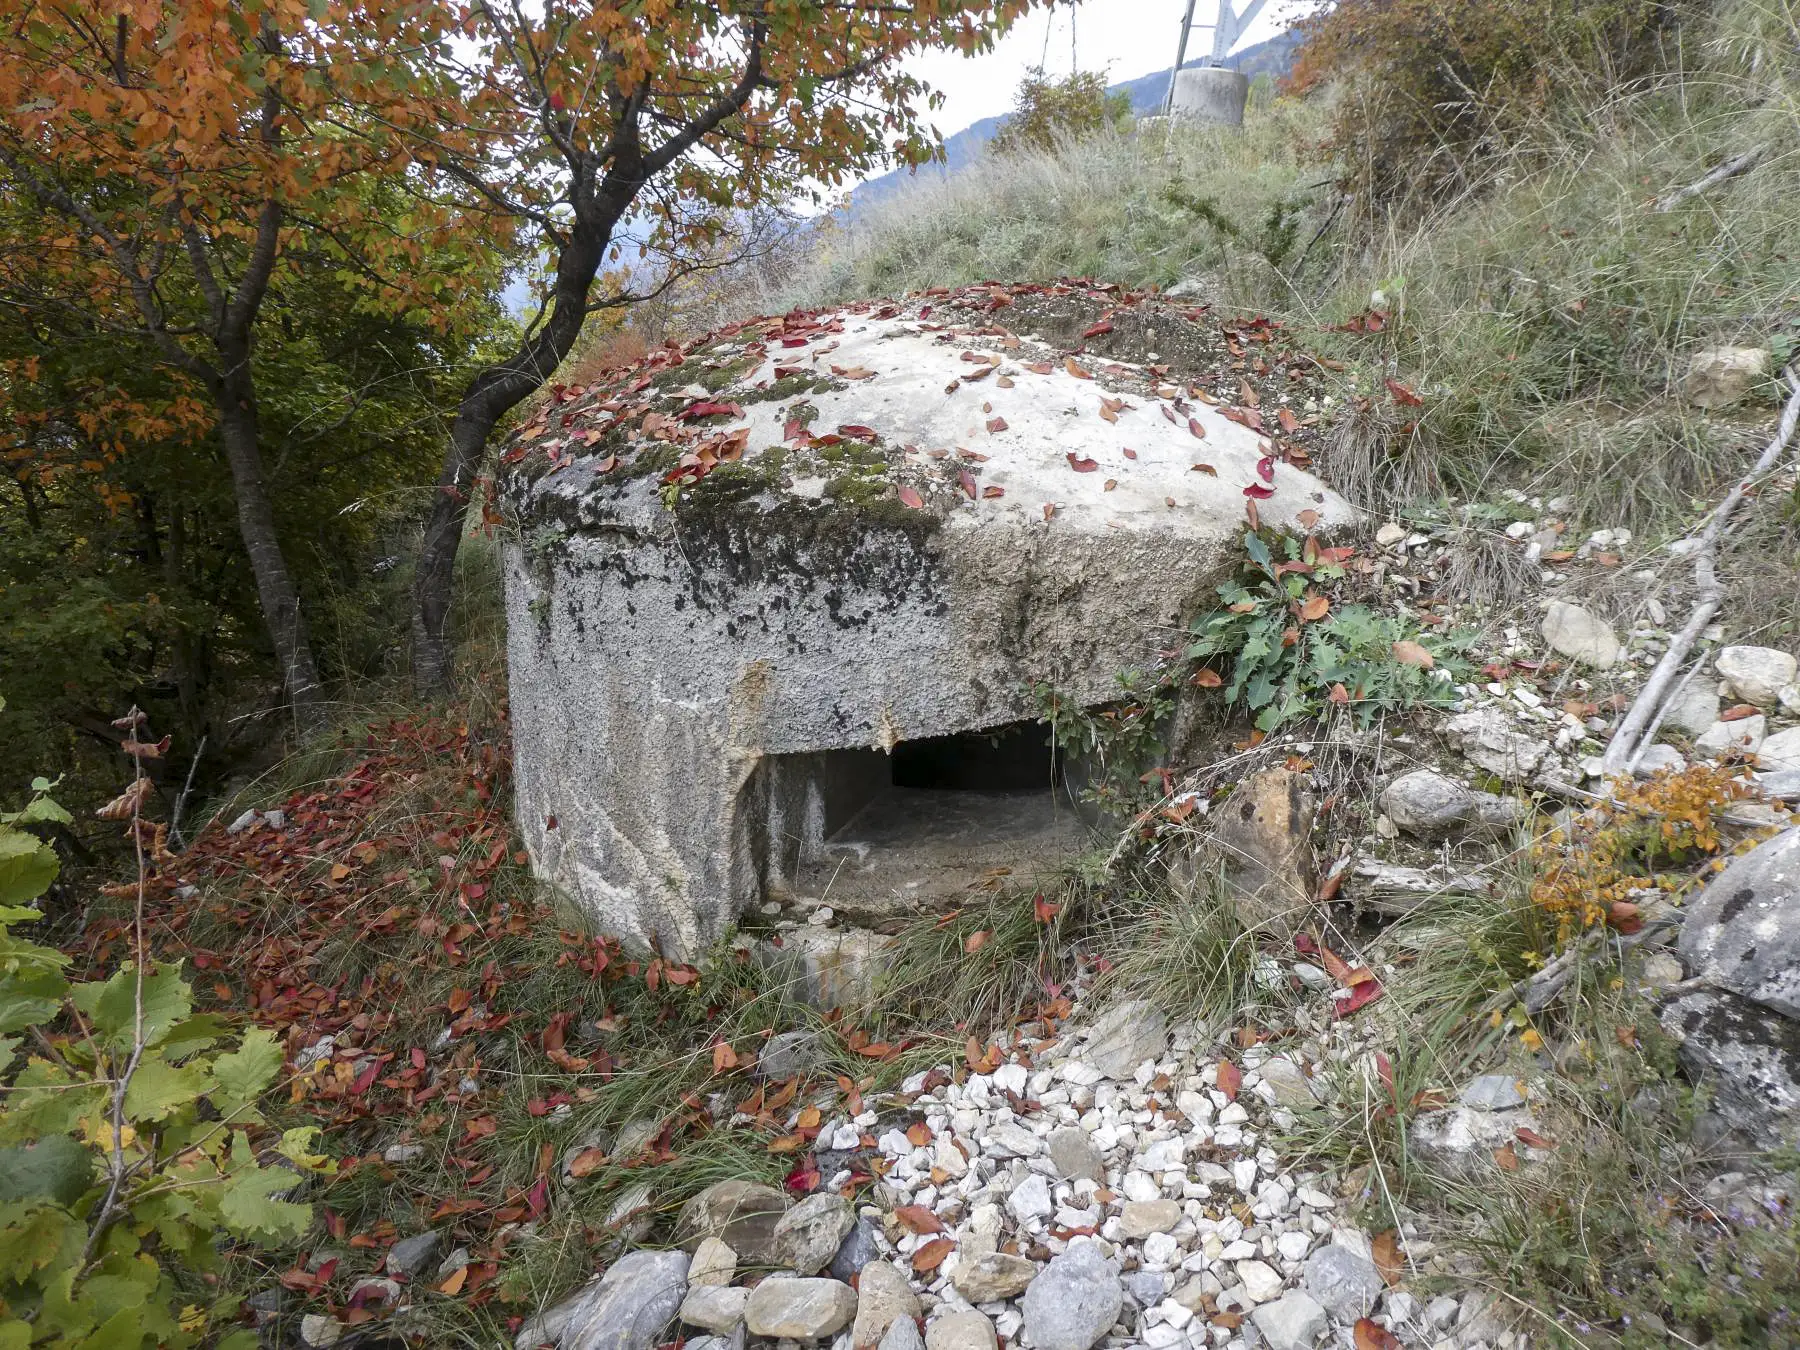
[1717,645,1798,708]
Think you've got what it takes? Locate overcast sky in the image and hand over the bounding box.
[903,0,1307,146]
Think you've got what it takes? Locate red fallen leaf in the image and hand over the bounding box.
[1278,408,1301,434]
[959,470,978,499]
[1025,361,1054,375]
[1354,1317,1403,1350]
[1067,454,1099,472]
[1327,682,1351,704]
[1191,463,1217,475]
[785,1156,822,1193]
[1257,455,1275,483]
[1187,417,1207,439]
[1064,356,1093,379]
[912,1237,956,1272]
[1161,405,1177,424]
[838,424,878,438]
[712,1041,739,1072]
[1298,594,1330,622]
[1333,977,1385,1017]
[982,485,1005,499]
[439,1265,469,1296]
[831,365,878,380]
[1192,668,1224,688]
[965,930,990,954]
[526,1176,549,1218]
[898,485,925,510]
[545,814,558,830]
[1216,1059,1242,1101]
[350,1059,382,1095]
[1245,499,1261,530]
[1493,1142,1521,1171]
[591,453,619,474]
[1243,484,1276,499]
[1042,503,1057,521]
[1516,1125,1558,1149]
[1103,479,1118,492]
[1720,704,1761,722]
[1385,378,1424,407]
[1082,319,1114,338]
[679,399,744,420]
[986,417,1008,433]
[767,1133,809,1153]
[895,1205,945,1234]
[1033,893,1061,923]
[905,1121,933,1147]
[1391,640,1434,669]
[1123,448,1138,459]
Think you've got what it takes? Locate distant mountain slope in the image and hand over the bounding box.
[852,29,1302,209]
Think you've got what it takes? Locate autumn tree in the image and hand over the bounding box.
[401,0,1049,689]
[990,68,1134,157]
[0,0,491,727]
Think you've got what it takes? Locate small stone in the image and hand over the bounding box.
[932,1134,970,1180]
[1541,601,1620,669]
[1663,680,1722,736]
[1301,1244,1384,1320]
[385,1230,445,1279]
[829,1217,881,1282]
[1250,1291,1329,1350]
[852,1260,921,1349]
[562,1249,691,1350]
[1258,1056,1319,1110]
[605,1181,655,1241]
[744,1277,858,1340]
[760,1029,826,1080]
[262,809,286,829]
[1684,347,1772,408]
[1235,1260,1283,1303]
[1410,1106,1544,1176]
[1021,1242,1123,1350]
[690,1237,738,1287]
[680,1286,750,1335]
[678,1180,791,1264]
[880,1316,925,1350]
[1633,744,1686,776]
[1375,522,1406,548]
[383,1142,424,1164]
[951,1251,1038,1302]
[1120,1199,1182,1238]
[1444,708,1548,781]
[1008,1172,1054,1224]
[1716,645,1798,707]
[1426,1295,1461,1329]
[1758,726,1800,773]
[1047,1127,1105,1182]
[1696,715,1765,757]
[1084,1000,1169,1078]
[772,1192,857,1275]
[985,1121,1041,1157]
[925,1310,996,1350]
[300,1314,343,1347]
[1460,1075,1527,1110]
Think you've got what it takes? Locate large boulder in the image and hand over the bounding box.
[1678,828,1800,1016]
[499,292,1354,957]
[1661,989,1800,1146]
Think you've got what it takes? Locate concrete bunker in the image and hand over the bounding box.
[499,291,1356,962]
[758,720,1084,924]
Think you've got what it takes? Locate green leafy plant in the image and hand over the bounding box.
[1188,532,1471,732]
[1035,668,1177,815]
[0,702,327,1348]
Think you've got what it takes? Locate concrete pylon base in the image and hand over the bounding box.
[1170,67,1250,126]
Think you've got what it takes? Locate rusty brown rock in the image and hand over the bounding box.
[1209,767,1317,938]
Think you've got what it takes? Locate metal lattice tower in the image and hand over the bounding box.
[1161,0,1269,111]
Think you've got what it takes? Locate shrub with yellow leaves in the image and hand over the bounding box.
[1530,764,1762,946]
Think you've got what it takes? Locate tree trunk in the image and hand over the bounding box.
[215,372,323,728]
[411,216,612,691]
